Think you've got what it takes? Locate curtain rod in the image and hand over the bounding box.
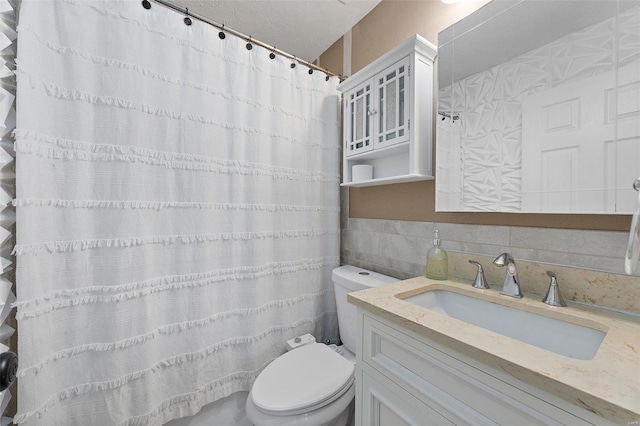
[145,0,340,80]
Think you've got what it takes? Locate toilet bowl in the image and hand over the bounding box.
[245,266,397,426]
[245,343,355,426]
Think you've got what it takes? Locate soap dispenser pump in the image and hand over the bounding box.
[426,229,448,280]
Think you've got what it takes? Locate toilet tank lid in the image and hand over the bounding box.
[332,265,397,291]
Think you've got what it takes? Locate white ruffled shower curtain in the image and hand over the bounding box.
[0,0,15,422]
[14,0,340,424]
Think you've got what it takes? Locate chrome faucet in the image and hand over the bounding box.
[468,260,489,289]
[542,271,567,307]
[493,253,523,298]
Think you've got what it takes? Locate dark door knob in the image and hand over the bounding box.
[0,351,17,392]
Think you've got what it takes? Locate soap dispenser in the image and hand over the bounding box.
[426,229,448,280]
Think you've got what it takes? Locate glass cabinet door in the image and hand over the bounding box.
[345,80,373,157]
[374,57,411,149]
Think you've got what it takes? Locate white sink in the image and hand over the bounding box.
[401,290,606,360]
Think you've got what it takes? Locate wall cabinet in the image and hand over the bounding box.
[355,311,617,426]
[337,35,436,187]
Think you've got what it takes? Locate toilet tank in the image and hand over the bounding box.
[332,266,397,353]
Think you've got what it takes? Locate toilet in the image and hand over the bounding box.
[245,265,397,426]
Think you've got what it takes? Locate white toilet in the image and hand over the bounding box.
[245,265,397,426]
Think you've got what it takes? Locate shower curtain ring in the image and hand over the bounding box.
[142,0,151,9]
[184,8,192,26]
[246,36,253,50]
[291,56,297,69]
[269,47,276,60]
[219,24,226,39]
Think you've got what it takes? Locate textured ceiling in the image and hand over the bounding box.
[171,0,381,62]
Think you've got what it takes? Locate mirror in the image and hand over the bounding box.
[436,0,640,213]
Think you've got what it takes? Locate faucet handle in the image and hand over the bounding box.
[468,260,489,289]
[542,271,567,307]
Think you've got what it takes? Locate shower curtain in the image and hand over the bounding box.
[13,0,340,424]
[0,0,15,419]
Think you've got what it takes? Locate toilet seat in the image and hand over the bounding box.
[251,343,355,416]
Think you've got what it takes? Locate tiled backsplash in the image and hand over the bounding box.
[341,215,640,312]
[448,252,640,313]
[342,217,632,279]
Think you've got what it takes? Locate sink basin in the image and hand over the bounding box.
[401,290,606,360]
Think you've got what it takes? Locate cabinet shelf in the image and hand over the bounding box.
[340,173,432,187]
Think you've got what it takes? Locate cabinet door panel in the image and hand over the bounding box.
[345,80,374,157]
[361,370,453,426]
[373,57,411,150]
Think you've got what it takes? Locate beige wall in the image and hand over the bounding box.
[350,0,491,74]
[319,0,630,232]
[318,36,343,77]
[320,0,491,75]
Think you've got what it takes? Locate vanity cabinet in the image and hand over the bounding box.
[337,35,436,187]
[355,311,617,426]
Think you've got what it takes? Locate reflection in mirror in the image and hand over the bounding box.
[436,0,640,214]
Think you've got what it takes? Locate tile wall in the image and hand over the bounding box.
[340,190,635,283]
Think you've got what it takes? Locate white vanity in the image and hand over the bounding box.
[348,278,640,425]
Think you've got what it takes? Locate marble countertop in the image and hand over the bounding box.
[348,276,640,424]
